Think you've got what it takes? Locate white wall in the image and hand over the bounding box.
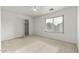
[1,9,33,41]
[33,7,77,44]
[0,6,1,52]
[77,7,79,51]
[0,7,1,41]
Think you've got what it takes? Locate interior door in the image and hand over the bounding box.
[24,20,29,36]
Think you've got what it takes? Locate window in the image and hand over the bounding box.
[46,15,64,33]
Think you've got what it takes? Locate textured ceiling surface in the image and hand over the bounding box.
[2,6,70,16]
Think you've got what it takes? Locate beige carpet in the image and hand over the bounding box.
[15,41,59,53]
[1,36,78,53]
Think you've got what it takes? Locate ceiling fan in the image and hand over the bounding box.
[32,6,54,12]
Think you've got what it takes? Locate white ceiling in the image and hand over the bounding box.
[2,6,70,17]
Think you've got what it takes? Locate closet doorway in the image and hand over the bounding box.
[24,20,29,36]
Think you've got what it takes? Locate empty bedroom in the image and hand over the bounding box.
[1,6,79,53]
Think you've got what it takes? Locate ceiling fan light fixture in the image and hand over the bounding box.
[33,8,37,11]
[32,6,38,12]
